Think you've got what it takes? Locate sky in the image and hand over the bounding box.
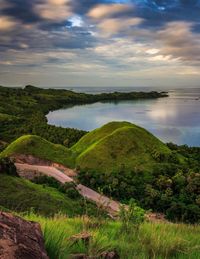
[0,0,200,88]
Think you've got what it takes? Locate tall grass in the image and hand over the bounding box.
[25,213,200,259]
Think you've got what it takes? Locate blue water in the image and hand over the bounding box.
[47,87,200,146]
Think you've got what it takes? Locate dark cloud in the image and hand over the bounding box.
[71,0,107,14]
[1,0,41,23]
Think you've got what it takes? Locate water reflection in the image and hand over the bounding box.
[47,89,200,146]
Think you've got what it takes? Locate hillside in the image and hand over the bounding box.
[2,122,177,173]
[1,122,199,223]
[0,135,75,168]
[0,174,93,217]
[73,121,174,173]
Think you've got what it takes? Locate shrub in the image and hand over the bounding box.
[119,199,145,233]
[0,157,18,176]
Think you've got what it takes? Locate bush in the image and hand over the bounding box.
[0,157,18,176]
[119,199,145,233]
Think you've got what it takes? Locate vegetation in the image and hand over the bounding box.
[72,122,199,223]
[0,157,18,176]
[32,176,82,199]
[0,173,104,217]
[73,121,175,173]
[0,85,199,258]
[24,213,200,259]
[0,135,75,167]
[0,85,167,146]
[1,122,200,223]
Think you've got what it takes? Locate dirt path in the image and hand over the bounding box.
[15,163,73,183]
[15,163,120,216]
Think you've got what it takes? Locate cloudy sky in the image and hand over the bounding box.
[0,0,200,88]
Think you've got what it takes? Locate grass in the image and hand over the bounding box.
[24,213,200,259]
[73,121,173,173]
[0,174,98,217]
[1,121,173,172]
[0,112,17,121]
[0,135,75,168]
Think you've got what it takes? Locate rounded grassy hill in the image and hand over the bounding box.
[0,135,75,168]
[1,122,181,173]
[72,121,174,173]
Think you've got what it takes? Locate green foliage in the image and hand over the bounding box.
[2,121,199,223]
[0,135,75,168]
[0,174,99,217]
[0,85,165,145]
[24,213,200,259]
[75,123,199,223]
[73,121,173,173]
[119,199,145,233]
[167,142,200,169]
[32,176,81,199]
[0,157,18,176]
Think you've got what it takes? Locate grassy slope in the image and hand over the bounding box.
[25,213,200,259]
[71,121,133,155]
[0,174,97,217]
[1,122,175,172]
[73,121,172,173]
[0,135,75,168]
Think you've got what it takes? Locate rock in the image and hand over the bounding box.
[69,232,92,247]
[70,251,119,259]
[100,251,119,259]
[0,212,49,259]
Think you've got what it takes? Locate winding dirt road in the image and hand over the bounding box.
[15,163,120,216]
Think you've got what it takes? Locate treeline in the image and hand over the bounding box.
[0,85,167,146]
[78,160,200,223]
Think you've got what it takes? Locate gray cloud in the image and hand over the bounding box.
[1,0,200,87]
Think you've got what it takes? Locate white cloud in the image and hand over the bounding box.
[88,4,132,19]
[0,16,17,31]
[97,17,143,36]
[35,0,72,21]
[146,48,160,55]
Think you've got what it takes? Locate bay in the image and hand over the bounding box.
[47,87,200,146]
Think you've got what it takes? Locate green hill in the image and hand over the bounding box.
[0,174,91,217]
[1,122,179,173]
[73,121,174,173]
[0,135,75,168]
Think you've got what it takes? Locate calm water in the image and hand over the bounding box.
[47,87,200,146]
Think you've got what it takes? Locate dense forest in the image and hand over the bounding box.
[78,157,200,223]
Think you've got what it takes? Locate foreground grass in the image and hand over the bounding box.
[25,213,200,259]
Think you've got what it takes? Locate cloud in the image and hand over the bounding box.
[34,0,72,21]
[87,3,142,36]
[0,16,18,31]
[156,21,200,62]
[88,3,132,19]
[1,0,41,24]
[1,0,200,87]
[97,17,143,36]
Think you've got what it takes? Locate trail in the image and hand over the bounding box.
[15,163,120,217]
[15,162,166,221]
